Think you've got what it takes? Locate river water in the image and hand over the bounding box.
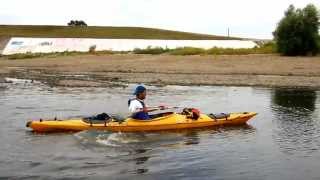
[1,81,320,179]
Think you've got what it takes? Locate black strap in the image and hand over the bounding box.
[209,114,218,122]
[221,113,228,120]
[128,99,133,106]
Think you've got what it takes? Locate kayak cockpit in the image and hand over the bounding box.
[81,112,176,124]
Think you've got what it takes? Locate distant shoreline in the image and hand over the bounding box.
[0,54,320,89]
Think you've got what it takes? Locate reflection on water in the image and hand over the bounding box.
[272,89,316,112]
[183,131,200,145]
[73,125,257,176]
[74,130,199,175]
[271,89,320,155]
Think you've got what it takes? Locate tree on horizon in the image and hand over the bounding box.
[273,4,320,56]
[67,20,87,27]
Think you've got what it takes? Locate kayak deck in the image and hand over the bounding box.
[26,112,257,133]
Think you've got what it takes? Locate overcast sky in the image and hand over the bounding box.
[0,0,319,39]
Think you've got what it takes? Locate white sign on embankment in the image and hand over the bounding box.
[2,37,257,55]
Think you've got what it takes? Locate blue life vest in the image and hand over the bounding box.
[128,99,150,120]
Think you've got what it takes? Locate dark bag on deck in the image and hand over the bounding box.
[208,113,230,120]
[95,113,111,120]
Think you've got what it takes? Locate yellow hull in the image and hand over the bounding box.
[27,112,257,133]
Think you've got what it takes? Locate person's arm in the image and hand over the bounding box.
[129,101,166,113]
[131,106,165,113]
[129,105,153,113]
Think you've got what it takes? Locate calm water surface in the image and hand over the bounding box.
[1,82,320,180]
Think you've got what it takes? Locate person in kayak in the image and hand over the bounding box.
[128,85,165,120]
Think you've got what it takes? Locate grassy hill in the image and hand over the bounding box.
[0,25,242,40]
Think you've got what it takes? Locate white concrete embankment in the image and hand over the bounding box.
[2,37,257,55]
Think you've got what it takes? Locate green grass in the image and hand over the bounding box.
[5,50,116,60]
[131,42,276,55]
[172,42,276,55]
[0,25,242,40]
[169,47,206,55]
[133,46,170,55]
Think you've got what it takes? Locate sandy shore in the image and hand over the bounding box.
[1,54,320,88]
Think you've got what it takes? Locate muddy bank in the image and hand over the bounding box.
[0,77,4,83]
[0,36,10,55]
[0,54,320,88]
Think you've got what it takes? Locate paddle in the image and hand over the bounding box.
[148,106,182,109]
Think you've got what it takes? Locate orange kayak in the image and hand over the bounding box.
[26,112,257,133]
